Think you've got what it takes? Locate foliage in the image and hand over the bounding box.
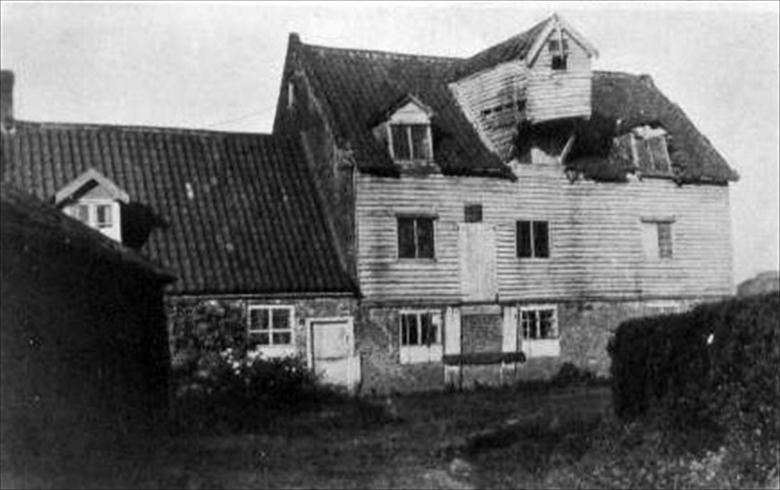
[607,293,780,483]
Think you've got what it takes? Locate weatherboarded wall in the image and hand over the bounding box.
[355,166,734,304]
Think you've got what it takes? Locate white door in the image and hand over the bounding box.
[459,223,498,301]
[309,318,360,391]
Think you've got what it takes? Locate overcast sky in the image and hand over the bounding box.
[1,1,777,283]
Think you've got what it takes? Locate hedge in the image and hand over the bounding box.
[608,293,779,440]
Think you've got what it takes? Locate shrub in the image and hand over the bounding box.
[173,349,322,433]
[608,293,780,480]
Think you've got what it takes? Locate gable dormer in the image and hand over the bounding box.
[54,168,129,243]
[525,14,598,124]
[372,94,435,164]
[449,14,598,161]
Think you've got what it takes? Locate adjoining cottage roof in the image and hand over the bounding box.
[1,123,357,295]
[1,182,173,282]
[285,30,737,184]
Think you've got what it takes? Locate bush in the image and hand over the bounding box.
[608,293,780,480]
[173,349,323,432]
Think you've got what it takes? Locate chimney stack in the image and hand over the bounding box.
[1,70,14,133]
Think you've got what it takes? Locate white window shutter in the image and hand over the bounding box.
[444,307,461,355]
[502,306,518,352]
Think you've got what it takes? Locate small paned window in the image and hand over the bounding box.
[517,220,550,258]
[464,204,483,223]
[74,204,89,224]
[400,312,440,347]
[398,216,435,259]
[641,220,674,260]
[390,124,431,161]
[95,204,113,228]
[520,307,558,340]
[657,222,673,259]
[248,306,293,346]
[635,135,671,173]
[287,82,296,109]
[549,38,569,71]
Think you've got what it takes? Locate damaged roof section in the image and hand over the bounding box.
[280,28,737,185]
[562,72,739,184]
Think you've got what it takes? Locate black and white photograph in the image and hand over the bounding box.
[1,2,778,488]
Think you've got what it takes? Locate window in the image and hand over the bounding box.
[390,124,432,161]
[398,216,435,259]
[520,307,558,340]
[549,38,569,71]
[464,204,483,223]
[516,220,550,258]
[641,220,674,259]
[248,305,293,346]
[73,204,89,224]
[66,201,116,231]
[635,135,671,173]
[287,81,296,109]
[95,204,113,228]
[399,310,442,364]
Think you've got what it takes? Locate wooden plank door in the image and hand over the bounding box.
[309,318,360,391]
[459,223,498,301]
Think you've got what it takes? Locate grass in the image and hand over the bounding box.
[2,385,612,489]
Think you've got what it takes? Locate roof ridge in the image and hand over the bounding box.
[302,42,462,63]
[11,119,275,138]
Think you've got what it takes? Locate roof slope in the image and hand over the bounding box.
[1,124,356,295]
[291,33,737,184]
[296,42,512,178]
[1,182,172,281]
[449,17,549,80]
[587,72,738,183]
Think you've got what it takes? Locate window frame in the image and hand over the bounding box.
[398,309,443,364]
[397,215,437,260]
[518,306,559,340]
[247,305,295,347]
[387,122,433,162]
[548,36,570,71]
[640,218,675,260]
[464,203,483,223]
[65,200,117,231]
[516,220,551,259]
[95,203,113,228]
[633,134,672,174]
[517,304,560,358]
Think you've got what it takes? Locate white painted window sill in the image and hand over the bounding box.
[521,339,560,358]
[251,344,297,359]
[400,344,442,364]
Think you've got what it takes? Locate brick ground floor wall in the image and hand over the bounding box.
[166,295,358,370]
[355,297,713,395]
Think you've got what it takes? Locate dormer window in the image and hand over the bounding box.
[630,126,672,174]
[390,123,432,161]
[374,94,435,163]
[66,201,117,231]
[548,38,569,71]
[54,168,129,243]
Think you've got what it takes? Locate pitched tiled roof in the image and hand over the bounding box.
[1,182,173,281]
[290,36,737,184]
[1,123,356,295]
[294,42,513,179]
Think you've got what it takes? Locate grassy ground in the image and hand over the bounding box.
[2,385,612,489]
